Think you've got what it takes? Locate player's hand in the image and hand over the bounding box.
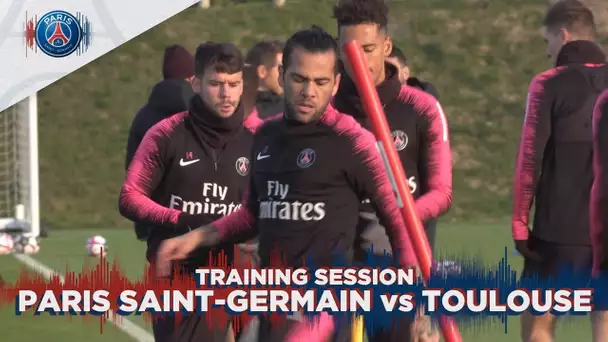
[156,228,206,277]
[238,242,258,254]
[514,239,543,262]
[410,308,440,342]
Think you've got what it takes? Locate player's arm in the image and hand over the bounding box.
[416,98,452,223]
[118,123,184,228]
[511,74,554,243]
[207,175,259,244]
[345,128,417,267]
[125,122,144,170]
[591,90,608,274]
[155,178,259,275]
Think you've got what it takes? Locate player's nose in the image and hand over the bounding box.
[301,82,316,98]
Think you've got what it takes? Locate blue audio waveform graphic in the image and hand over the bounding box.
[296,247,602,336]
[77,12,92,55]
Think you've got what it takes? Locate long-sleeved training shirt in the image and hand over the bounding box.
[512,40,608,244]
[591,89,608,273]
[118,110,255,263]
[333,63,452,224]
[124,79,195,240]
[208,105,417,268]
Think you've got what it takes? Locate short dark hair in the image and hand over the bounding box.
[389,46,407,65]
[544,0,596,38]
[282,25,339,74]
[194,42,244,77]
[333,0,389,30]
[245,40,284,68]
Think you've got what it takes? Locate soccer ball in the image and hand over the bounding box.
[86,235,107,257]
[13,235,40,254]
[0,233,13,255]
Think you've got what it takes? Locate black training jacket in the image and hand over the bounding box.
[207,106,417,269]
[119,98,255,266]
[512,40,608,245]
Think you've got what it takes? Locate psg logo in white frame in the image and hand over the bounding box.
[235,157,250,176]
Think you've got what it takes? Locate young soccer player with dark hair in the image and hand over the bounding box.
[245,40,285,119]
[118,42,257,342]
[125,45,196,241]
[155,26,419,342]
[331,1,451,339]
[512,1,608,340]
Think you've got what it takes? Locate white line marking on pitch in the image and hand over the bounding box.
[13,253,155,342]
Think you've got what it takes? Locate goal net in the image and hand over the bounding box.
[0,95,40,237]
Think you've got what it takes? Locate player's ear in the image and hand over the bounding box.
[257,65,267,80]
[332,73,341,97]
[279,65,285,88]
[384,36,393,57]
[191,76,202,93]
[402,66,410,81]
[238,77,245,97]
[559,28,571,44]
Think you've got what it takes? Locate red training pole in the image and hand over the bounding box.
[343,40,463,342]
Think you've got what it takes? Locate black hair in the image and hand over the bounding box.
[389,45,407,65]
[194,42,244,77]
[245,40,285,68]
[282,25,339,74]
[333,0,389,30]
[544,0,596,38]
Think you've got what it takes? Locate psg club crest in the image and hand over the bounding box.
[297,148,316,168]
[235,157,250,176]
[25,10,92,57]
[392,130,408,151]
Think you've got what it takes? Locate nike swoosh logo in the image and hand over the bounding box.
[179,158,200,166]
[256,153,270,160]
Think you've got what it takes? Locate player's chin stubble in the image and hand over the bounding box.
[290,105,327,123]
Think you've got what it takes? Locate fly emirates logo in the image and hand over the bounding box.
[259,181,326,221]
[169,183,241,216]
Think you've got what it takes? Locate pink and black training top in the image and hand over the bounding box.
[210,105,417,268]
[118,96,258,265]
[512,40,608,245]
[333,63,452,225]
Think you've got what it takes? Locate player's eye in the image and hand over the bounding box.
[228,82,240,88]
[291,75,306,83]
[363,46,375,53]
[315,80,329,86]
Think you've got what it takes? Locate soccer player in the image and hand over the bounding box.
[118,42,255,342]
[591,90,608,341]
[242,58,265,132]
[511,1,608,340]
[386,45,440,99]
[331,1,451,339]
[155,26,418,342]
[245,40,285,119]
[592,90,608,276]
[125,45,196,241]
